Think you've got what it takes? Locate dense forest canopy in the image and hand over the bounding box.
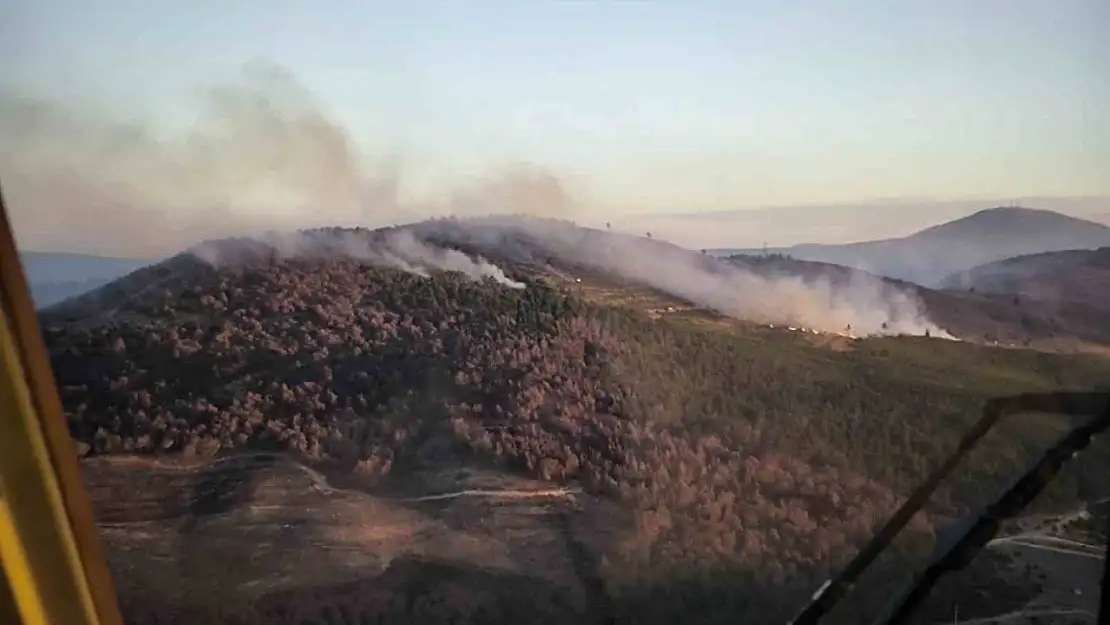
[40,222,1110,624]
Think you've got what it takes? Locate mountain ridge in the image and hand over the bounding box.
[709,207,1110,286]
[21,250,155,307]
[941,247,1110,313]
[48,216,1110,351]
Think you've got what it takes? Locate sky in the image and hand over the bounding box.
[2,0,1108,253]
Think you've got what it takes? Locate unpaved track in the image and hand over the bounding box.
[86,452,597,606]
[955,607,1095,624]
[86,451,581,519]
[980,507,1105,622]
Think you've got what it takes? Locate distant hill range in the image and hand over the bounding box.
[710,207,1110,286]
[20,251,153,308]
[941,247,1110,312]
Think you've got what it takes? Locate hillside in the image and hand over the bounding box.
[727,253,1110,350]
[711,207,1110,286]
[40,219,1110,624]
[21,250,153,307]
[941,247,1110,312]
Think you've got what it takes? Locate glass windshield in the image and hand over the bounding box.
[4,2,1106,623]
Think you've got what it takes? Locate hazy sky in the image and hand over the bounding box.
[3,0,1108,223]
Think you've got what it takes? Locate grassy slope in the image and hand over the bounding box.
[594,297,1110,492]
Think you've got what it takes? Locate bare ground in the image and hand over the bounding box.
[83,453,623,617]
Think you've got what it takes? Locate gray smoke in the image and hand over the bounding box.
[384,229,525,288]
[4,61,943,334]
[187,227,524,290]
[412,216,949,337]
[0,62,579,257]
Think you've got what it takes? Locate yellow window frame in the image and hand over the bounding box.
[0,189,124,625]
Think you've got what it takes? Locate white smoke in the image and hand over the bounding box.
[1,63,582,258]
[382,230,525,289]
[5,62,946,333]
[410,216,950,337]
[186,227,524,290]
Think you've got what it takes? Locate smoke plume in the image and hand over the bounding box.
[0,62,580,257]
[187,227,524,290]
[384,229,525,289]
[4,61,943,334]
[411,216,949,337]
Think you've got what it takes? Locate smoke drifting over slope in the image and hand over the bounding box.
[189,227,525,290]
[187,216,944,337]
[411,217,947,337]
[1,63,579,256]
[5,62,941,335]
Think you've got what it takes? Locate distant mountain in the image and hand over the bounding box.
[710,207,1110,286]
[618,196,1110,250]
[941,247,1110,312]
[20,251,153,307]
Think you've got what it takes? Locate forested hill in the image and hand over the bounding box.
[40,223,1110,624]
[712,207,1110,286]
[942,247,1110,312]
